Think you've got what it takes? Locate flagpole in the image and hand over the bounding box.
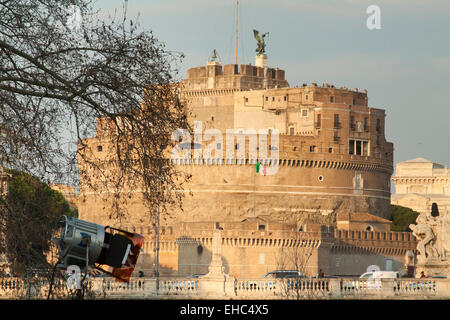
[235,0,239,65]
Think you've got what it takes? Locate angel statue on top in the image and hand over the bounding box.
[253,29,269,55]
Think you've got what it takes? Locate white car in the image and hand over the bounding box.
[360,271,399,279]
[359,271,399,289]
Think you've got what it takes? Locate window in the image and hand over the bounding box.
[245,97,248,103]
[272,97,275,102]
[356,140,362,155]
[376,119,381,132]
[305,95,308,101]
[211,115,214,121]
[349,139,370,156]
[265,96,268,101]
[302,109,308,117]
[316,114,321,128]
[310,145,316,152]
[328,147,333,153]
[350,115,355,130]
[334,114,340,128]
[362,141,369,156]
[364,117,369,131]
[289,127,295,135]
[334,131,340,142]
[258,224,266,231]
[97,145,103,152]
[284,96,287,101]
[330,96,334,103]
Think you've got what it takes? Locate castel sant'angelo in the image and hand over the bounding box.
[77,39,417,278]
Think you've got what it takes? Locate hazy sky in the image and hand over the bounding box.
[94,0,450,170]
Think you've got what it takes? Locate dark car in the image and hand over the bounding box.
[263,270,307,279]
[186,273,206,279]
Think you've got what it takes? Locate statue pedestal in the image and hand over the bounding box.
[416,258,450,278]
[255,54,267,68]
[199,229,235,298]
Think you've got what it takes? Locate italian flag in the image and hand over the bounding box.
[256,161,266,176]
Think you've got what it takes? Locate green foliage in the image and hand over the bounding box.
[390,205,420,232]
[3,169,76,274]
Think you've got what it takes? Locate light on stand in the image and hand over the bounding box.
[52,215,144,282]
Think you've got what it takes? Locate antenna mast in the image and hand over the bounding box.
[235,0,239,65]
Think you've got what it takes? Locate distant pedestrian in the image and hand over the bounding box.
[319,269,325,278]
[420,271,428,279]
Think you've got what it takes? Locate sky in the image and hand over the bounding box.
[93,0,450,171]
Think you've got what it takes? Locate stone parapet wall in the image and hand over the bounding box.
[2,277,449,300]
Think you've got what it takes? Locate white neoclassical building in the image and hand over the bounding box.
[391,157,450,215]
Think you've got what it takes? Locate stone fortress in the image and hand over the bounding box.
[77,49,418,278]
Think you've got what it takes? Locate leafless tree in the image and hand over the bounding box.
[0,0,190,295]
[275,212,332,299]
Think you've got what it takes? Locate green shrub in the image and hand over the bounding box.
[390,205,420,232]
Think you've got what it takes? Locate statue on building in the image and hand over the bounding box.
[208,49,220,63]
[410,211,450,269]
[253,29,269,55]
[409,213,438,259]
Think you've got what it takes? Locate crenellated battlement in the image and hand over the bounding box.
[334,229,415,243]
[187,63,286,81]
[183,62,289,92]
